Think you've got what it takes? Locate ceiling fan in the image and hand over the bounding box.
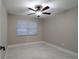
[27,5,51,17]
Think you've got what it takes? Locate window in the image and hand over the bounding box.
[16,21,37,36]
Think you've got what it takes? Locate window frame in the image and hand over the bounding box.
[16,20,38,36]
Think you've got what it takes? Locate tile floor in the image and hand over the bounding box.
[6,43,78,59]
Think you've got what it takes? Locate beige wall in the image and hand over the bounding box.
[8,15,43,45]
[0,0,8,59]
[43,7,78,53]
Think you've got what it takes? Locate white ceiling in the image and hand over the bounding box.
[3,0,78,17]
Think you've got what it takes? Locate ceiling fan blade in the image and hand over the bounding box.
[42,6,50,11]
[27,13,35,15]
[28,8,36,11]
[43,12,51,15]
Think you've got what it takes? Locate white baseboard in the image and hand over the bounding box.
[8,41,44,48]
[43,41,78,56]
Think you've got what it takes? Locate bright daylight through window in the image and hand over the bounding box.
[16,20,37,36]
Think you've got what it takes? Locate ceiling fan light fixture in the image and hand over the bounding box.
[36,11,42,16]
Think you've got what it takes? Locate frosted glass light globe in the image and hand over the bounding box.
[36,11,42,16]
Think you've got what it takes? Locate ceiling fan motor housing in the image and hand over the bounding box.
[35,5,42,10]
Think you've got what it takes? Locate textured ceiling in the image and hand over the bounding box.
[3,0,78,17]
